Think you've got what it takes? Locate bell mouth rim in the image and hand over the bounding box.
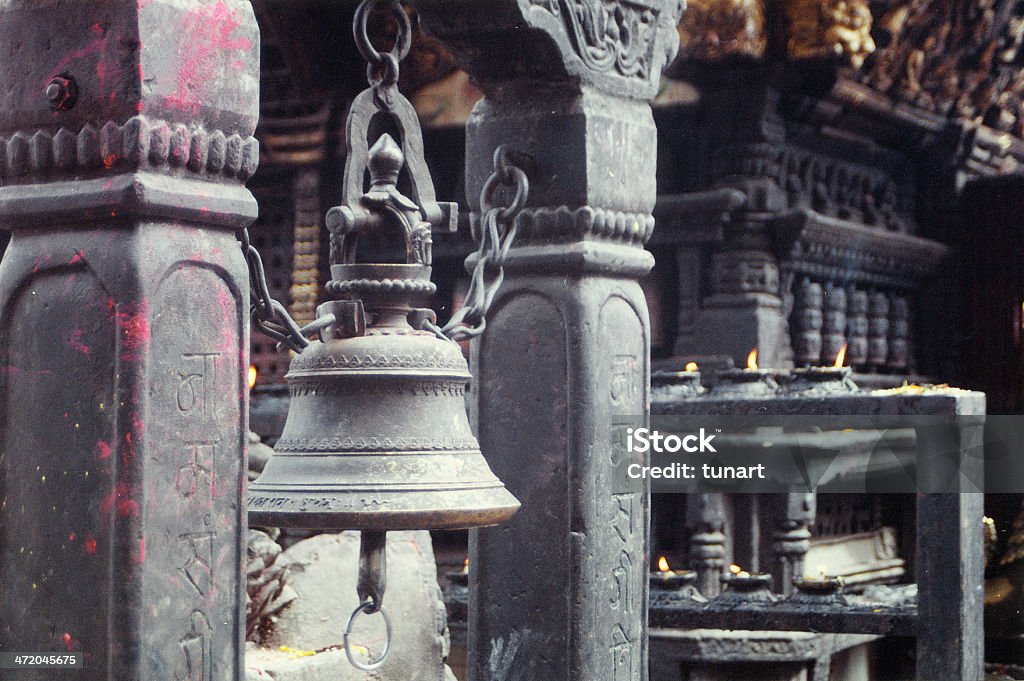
[285,368,472,380]
[247,500,521,531]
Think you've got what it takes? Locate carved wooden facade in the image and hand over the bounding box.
[649,0,1024,386]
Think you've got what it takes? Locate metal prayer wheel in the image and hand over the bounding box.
[248,133,519,531]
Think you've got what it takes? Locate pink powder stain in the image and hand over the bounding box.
[68,532,76,542]
[68,251,84,265]
[122,430,137,467]
[215,288,237,354]
[62,632,73,651]
[134,538,146,564]
[46,22,124,93]
[118,497,140,517]
[100,482,139,518]
[96,440,112,461]
[84,535,97,555]
[0,366,53,377]
[46,40,105,85]
[65,328,92,356]
[111,300,151,361]
[163,2,253,114]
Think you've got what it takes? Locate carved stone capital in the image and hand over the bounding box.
[411,0,686,99]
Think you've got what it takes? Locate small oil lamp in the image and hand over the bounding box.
[718,564,777,602]
[650,556,706,603]
[712,347,782,396]
[791,570,847,605]
[787,343,857,394]
[651,361,704,398]
[447,557,470,589]
[650,556,692,588]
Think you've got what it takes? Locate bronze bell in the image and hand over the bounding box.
[248,135,520,532]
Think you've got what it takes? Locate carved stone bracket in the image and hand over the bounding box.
[412,0,685,99]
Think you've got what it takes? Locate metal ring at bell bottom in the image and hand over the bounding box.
[343,601,393,672]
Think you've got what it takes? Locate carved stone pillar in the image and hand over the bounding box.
[867,290,889,370]
[411,2,684,679]
[766,493,816,596]
[821,284,847,364]
[0,2,257,679]
[687,493,727,598]
[793,278,823,367]
[888,294,910,372]
[687,206,794,369]
[846,287,869,369]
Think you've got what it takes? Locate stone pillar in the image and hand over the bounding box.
[411,3,684,679]
[687,215,795,369]
[0,2,258,679]
[687,493,727,598]
[793,278,823,367]
[766,493,816,596]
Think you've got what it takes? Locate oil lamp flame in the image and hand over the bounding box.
[658,556,670,573]
[729,564,742,575]
[462,558,469,575]
[684,361,698,372]
[746,348,758,370]
[248,365,258,390]
[833,344,848,368]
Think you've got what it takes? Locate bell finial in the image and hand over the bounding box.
[367,134,404,188]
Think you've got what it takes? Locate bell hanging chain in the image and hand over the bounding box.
[353,0,412,111]
[237,228,336,354]
[423,145,528,343]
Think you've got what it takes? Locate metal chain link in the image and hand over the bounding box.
[353,0,411,109]
[424,145,528,343]
[237,228,335,354]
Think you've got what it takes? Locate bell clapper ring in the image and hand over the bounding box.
[344,598,393,671]
[344,530,392,670]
